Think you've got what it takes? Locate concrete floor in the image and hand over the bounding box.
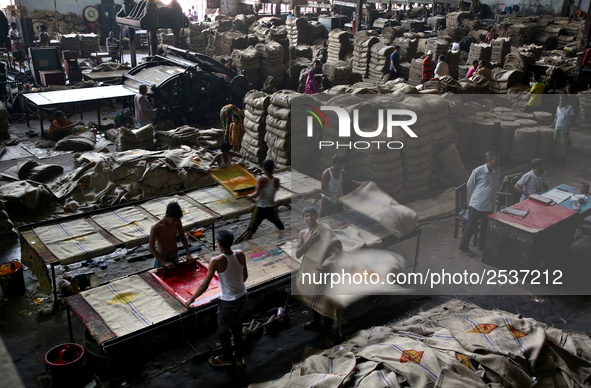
[0,105,590,387]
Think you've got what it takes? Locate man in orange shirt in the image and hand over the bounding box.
[48,111,77,141]
[422,50,434,83]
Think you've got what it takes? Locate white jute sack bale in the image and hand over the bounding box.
[498,121,521,157]
[470,120,497,157]
[533,111,553,126]
[437,143,469,186]
[510,127,539,161]
[536,126,554,159]
[244,90,270,110]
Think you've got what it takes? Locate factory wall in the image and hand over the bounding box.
[14,0,124,16]
[479,0,563,15]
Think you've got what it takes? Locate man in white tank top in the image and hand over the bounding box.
[245,159,285,240]
[186,230,248,367]
[320,153,367,218]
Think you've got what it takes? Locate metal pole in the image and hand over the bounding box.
[129,28,137,67]
[355,0,363,32]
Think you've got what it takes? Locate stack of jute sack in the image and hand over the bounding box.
[327,29,353,63]
[197,128,225,149]
[425,38,450,60]
[284,58,311,91]
[368,43,395,82]
[79,34,100,58]
[233,14,256,34]
[309,21,326,41]
[503,48,536,71]
[505,23,537,47]
[466,43,491,66]
[408,58,424,85]
[286,17,311,46]
[0,103,9,140]
[491,37,511,66]
[256,42,285,91]
[265,91,299,169]
[266,26,290,62]
[0,202,17,242]
[352,32,379,78]
[58,34,80,54]
[187,22,206,53]
[220,32,248,55]
[446,49,461,79]
[115,125,155,152]
[394,37,418,62]
[446,11,473,28]
[232,46,261,88]
[489,68,524,94]
[241,91,270,165]
[324,61,352,86]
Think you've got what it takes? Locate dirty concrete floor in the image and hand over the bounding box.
[0,106,590,387]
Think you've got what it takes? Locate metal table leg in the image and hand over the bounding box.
[97,102,101,130]
[25,101,30,127]
[51,264,58,310]
[413,228,421,273]
[39,114,44,138]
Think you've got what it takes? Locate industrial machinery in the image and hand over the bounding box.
[121,45,250,125]
[116,0,189,66]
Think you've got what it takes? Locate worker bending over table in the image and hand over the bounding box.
[186,230,248,367]
[149,201,194,269]
[245,160,285,240]
[459,150,501,257]
[514,158,549,202]
[210,142,243,169]
[319,153,366,218]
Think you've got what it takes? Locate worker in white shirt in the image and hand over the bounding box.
[514,158,548,202]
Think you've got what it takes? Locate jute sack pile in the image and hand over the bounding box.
[367,43,395,82]
[256,42,285,91]
[80,34,100,58]
[241,90,270,165]
[265,91,300,169]
[393,37,418,62]
[491,37,511,66]
[327,29,353,63]
[352,32,379,78]
[466,43,491,66]
[286,17,311,46]
[115,125,155,152]
[284,58,311,91]
[323,60,352,86]
[232,46,261,88]
[187,22,206,53]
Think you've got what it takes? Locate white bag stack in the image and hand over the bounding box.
[265,91,300,169]
[242,91,271,165]
[232,46,261,89]
[352,32,379,78]
[368,43,395,82]
[327,29,353,63]
[257,42,285,91]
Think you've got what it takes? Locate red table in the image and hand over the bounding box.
[483,199,578,270]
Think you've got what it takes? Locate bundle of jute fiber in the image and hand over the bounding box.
[510,127,539,161]
[286,17,311,46]
[468,29,489,43]
[401,19,425,32]
[0,103,9,140]
[470,119,498,157]
[309,21,325,41]
[534,34,557,50]
[515,119,537,127]
[393,37,418,62]
[498,121,520,157]
[466,43,491,66]
[425,38,451,60]
[407,58,423,85]
[490,68,524,94]
[265,26,291,62]
[368,43,395,82]
[219,32,248,55]
[323,61,352,86]
[446,11,473,28]
[352,33,379,78]
[155,126,201,149]
[197,128,225,149]
[463,19,483,33]
[256,42,285,90]
[211,19,232,32]
[437,143,469,186]
[284,58,312,91]
[380,26,404,42]
[80,34,100,58]
[534,126,554,159]
[399,62,411,79]
[187,22,206,53]
[265,91,300,169]
[533,111,553,126]
[427,16,446,30]
[58,34,81,54]
[491,37,511,66]
[327,29,353,63]
[506,23,538,47]
[115,125,155,152]
[242,90,270,165]
[453,117,473,154]
[232,46,261,88]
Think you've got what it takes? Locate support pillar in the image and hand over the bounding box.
[149,30,158,56]
[355,0,362,32]
[172,28,181,48]
[129,28,137,67]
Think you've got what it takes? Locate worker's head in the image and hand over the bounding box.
[439,54,445,61]
[559,95,569,107]
[531,158,544,174]
[262,159,274,174]
[472,60,479,67]
[165,201,183,220]
[10,22,17,29]
[217,230,234,249]
[54,110,66,123]
[227,58,233,65]
[566,84,576,94]
[478,60,486,68]
[394,45,400,52]
[533,73,541,82]
[109,31,114,38]
[302,206,318,228]
[232,114,240,123]
[221,142,232,153]
[485,150,500,166]
[426,50,433,58]
[331,153,345,169]
[39,24,47,32]
[139,84,148,95]
[490,28,495,33]
[313,59,321,69]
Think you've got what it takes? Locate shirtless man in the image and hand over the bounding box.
[149,201,194,269]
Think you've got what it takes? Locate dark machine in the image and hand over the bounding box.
[122,45,250,125]
[116,0,189,67]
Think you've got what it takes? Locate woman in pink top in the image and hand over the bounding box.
[466,60,478,78]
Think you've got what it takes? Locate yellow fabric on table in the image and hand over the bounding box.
[33,219,116,265]
[81,275,178,338]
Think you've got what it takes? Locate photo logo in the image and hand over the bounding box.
[304,106,418,150]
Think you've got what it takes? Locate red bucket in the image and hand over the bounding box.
[0,261,26,297]
[45,343,85,386]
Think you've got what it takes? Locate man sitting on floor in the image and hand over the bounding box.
[149,201,194,269]
[514,158,549,202]
[48,111,78,141]
[115,108,134,128]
